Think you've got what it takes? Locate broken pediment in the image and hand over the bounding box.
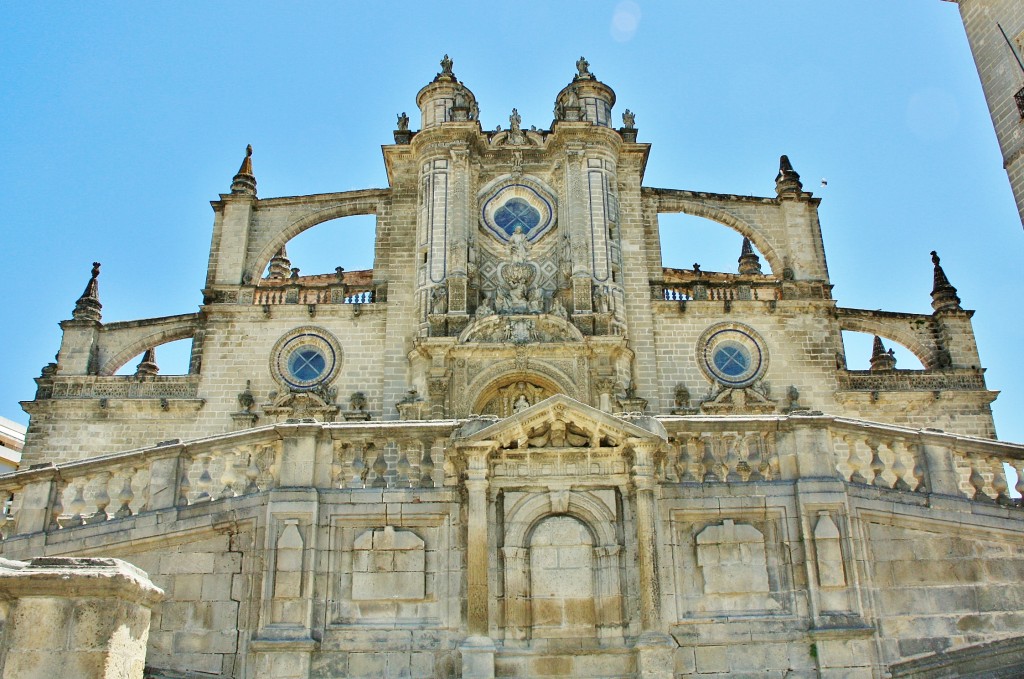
[457,394,666,451]
[458,314,584,345]
[263,388,340,422]
[698,383,778,415]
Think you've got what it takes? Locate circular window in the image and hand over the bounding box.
[494,197,541,235]
[698,324,766,387]
[479,178,557,243]
[271,328,342,391]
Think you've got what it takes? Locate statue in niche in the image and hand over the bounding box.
[476,292,495,318]
[508,226,530,263]
[396,112,409,131]
[593,285,609,313]
[528,286,545,314]
[513,393,530,413]
[550,297,568,320]
[430,285,447,314]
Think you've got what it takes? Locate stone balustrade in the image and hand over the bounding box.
[661,281,782,303]
[1,415,1022,545]
[252,284,375,306]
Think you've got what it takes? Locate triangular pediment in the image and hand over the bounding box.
[458,394,666,450]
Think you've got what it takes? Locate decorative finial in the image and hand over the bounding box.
[72,261,103,322]
[870,336,897,372]
[134,348,159,377]
[738,237,762,275]
[230,144,257,196]
[775,154,803,197]
[267,247,291,279]
[575,56,592,80]
[692,262,702,276]
[929,250,962,312]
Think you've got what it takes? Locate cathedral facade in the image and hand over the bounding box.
[4,57,1024,678]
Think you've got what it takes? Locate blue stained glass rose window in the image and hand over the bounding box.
[494,198,541,236]
[288,349,326,382]
[713,344,750,377]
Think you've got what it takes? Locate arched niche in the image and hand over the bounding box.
[467,364,579,417]
[501,491,624,644]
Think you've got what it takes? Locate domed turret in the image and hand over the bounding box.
[415,54,479,129]
[553,56,616,127]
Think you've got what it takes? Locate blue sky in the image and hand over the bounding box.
[2,2,1022,442]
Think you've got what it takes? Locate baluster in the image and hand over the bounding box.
[968,457,988,501]
[397,443,412,488]
[765,433,779,480]
[115,468,136,518]
[724,436,743,482]
[332,443,348,489]
[48,482,64,531]
[68,480,87,526]
[350,443,367,488]
[192,455,212,501]
[846,437,867,484]
[700,436,720,483]
[219,452,239,500]
[371,444,389,489]
[419,444,435,489]
[891,442,911,491]
[244,453,261,494]
[87,472,111,523]
[991,457,1011,505]
[868,440,887,487]
[674,438,692,483]
[911,446,928,493]
[177,454,193,507]
[745,436,763,482]
[1014,461,1024,505]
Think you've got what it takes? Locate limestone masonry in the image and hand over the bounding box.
[4,56,1024,678]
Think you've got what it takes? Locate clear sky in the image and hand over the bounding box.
[2,2,1022,442]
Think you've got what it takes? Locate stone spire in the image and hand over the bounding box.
[72,262,102,322]
[775,155,803,197]
[929,250,962,312]
[230,144,257,197]
[737,237,762,275]
[870,336,897,372]
[267,246,291,279]
[134,348,159,377]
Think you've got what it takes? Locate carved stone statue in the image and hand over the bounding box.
[440,54,453,76]
[622,109,636,129]
[476,292,495,318]
[513,394,530,413]
[576,56,590,78]
[396,112,409,131]
[430,285,447,314]
[508,226,530,263]
[510,108,521,132]
[550,297,568,319]
[674,383,690,409]
[593,285,609,313]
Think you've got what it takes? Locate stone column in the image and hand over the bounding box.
[629,439,675,679]
[0,557,163,679]
[921,435,963,499]
[461,444,495,678]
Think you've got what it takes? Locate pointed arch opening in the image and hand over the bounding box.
[840,331,925,370]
